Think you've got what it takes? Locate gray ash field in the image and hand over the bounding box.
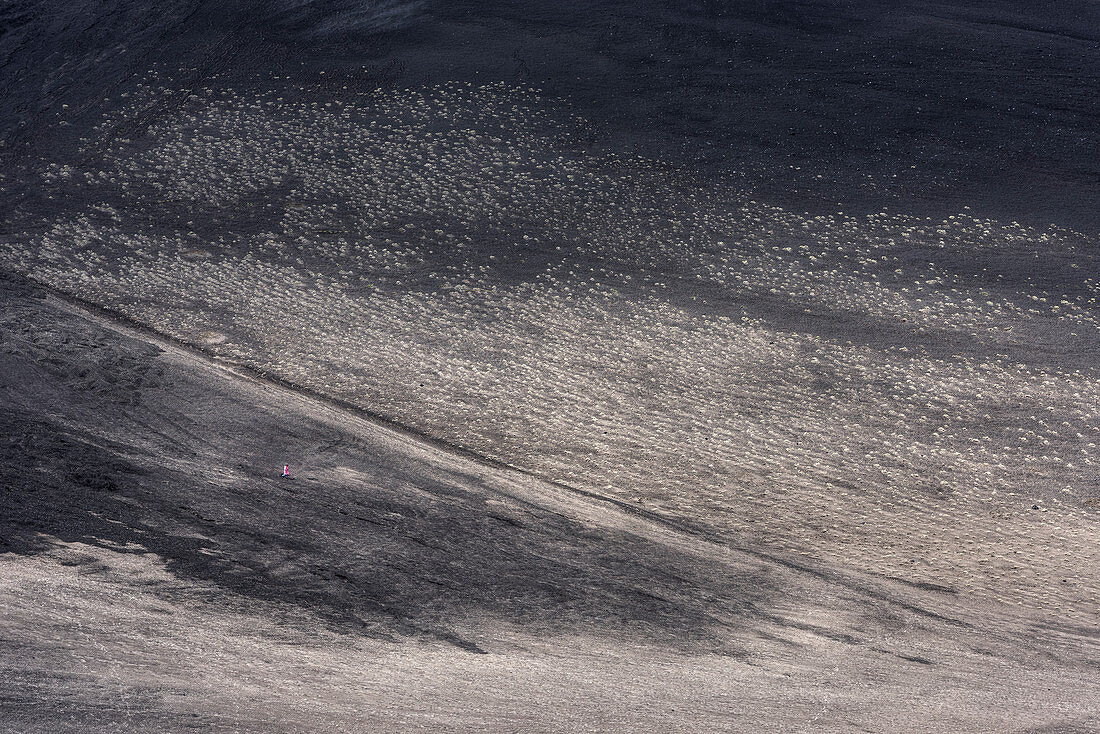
[2,1,1100,731]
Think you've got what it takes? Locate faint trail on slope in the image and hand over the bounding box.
[24,271,1030,636]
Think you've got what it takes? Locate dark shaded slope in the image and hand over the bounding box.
[0,272,769,653]
[2,0,1097,230]
[409,0,1100,230]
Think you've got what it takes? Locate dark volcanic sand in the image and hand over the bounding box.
[2,0,1098,230]
[1,1,1099,731]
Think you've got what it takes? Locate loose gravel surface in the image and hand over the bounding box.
[2,1,1098,730]
[4,76,1098,620]
[3,273,1099,732]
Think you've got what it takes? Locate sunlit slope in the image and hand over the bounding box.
[5,77,1099,619]
[6,271,1099,732]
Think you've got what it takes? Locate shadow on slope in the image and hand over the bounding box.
[0,270,781,655]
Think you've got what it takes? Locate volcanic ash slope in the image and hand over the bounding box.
[3,271,1100,732]
[3,77,1099,622]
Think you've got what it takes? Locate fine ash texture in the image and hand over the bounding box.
[1,0,1099,731]
[5,77,1099,619]
[3,272,1099,732]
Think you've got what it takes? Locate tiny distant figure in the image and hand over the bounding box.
[282,464,290,478]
